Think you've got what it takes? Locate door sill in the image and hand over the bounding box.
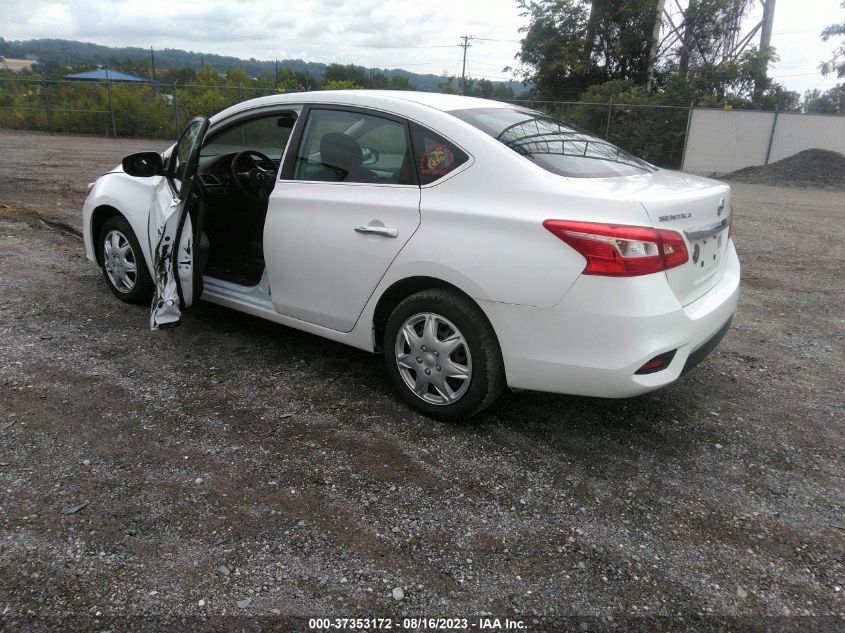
[202,271,274,311]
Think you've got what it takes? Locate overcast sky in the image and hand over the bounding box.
[1,0,842,95]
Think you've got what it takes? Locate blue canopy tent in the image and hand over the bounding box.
[62,68,159,137]
[63,68,156,83]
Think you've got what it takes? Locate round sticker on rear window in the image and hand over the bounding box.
[419,143,454,177]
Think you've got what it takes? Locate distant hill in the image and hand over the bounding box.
[0,37,525,94]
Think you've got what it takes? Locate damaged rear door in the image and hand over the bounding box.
[149,116,209,329]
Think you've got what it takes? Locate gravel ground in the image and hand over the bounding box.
[0,131,843,632]
[723,149,845,190]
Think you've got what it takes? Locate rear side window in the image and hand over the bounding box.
[410,123,469,185]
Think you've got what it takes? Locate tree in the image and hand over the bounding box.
[437,76,460,94]
[514,0,659,98]
[322,79,362,90]
[475,78,494,98]
[803,85,845,114]
[514,0,592,97]
[323,64,369,87]
[821,1,845,78]
[387,75,415,90]
[492,83,516,99]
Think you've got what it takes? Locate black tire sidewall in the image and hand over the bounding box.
[99,216,154,304]
[383,289,503,421]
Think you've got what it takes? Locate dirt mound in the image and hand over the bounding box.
[724,148,845,189]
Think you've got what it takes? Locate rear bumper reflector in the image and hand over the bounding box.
[635,350,677,375]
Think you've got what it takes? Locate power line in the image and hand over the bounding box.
[469,59,514,69]
[470,73,516,82]
[770,71,821,77]
[471,36,521,43]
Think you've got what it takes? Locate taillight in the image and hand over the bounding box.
[543,220,688,277]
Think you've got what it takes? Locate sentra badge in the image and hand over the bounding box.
[659,212,692,222]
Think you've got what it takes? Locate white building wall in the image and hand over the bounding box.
[682,109,775,173]
[682,108,845,174]
[768,112,845,163]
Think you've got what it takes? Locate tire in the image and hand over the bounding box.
[98,215,154,304]
[383,288,505,421]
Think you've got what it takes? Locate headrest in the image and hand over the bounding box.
[320,132,363,177]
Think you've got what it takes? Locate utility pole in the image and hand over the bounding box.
[646,0,667,93]
[459,35,472,95]
[754,0,776,105]
[275,58,279,86]
[150,46,156,81]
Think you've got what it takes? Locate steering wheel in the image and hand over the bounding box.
[231,150,276,202]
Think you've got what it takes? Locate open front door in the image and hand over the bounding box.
[149,116,209,330]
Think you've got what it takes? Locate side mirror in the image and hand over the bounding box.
[277,113,297,128]
[122,152,165,177]
[360,145,380,166]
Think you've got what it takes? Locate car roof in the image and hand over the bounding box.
[213,90,519,122]
[318,90,515,111]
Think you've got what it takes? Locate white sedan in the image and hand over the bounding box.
[82,90,740,419]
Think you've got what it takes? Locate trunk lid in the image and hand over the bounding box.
[636,172,731,306]
[566,169,732,306]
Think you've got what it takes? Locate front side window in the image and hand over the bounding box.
[292,109,414,185]
[449,107,655,178]
[202,112,297,160]
[170,117,206,193]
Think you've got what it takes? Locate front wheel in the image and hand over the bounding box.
[384,288,505,420]
[98,215,154,304]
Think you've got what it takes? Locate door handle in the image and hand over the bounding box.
[354,225,398,238]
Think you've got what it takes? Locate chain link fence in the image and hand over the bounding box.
[509,98,694,169]
[0,77,695,168]
[0,77,281,141]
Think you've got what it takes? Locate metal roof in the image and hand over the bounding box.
[63,68,155,83]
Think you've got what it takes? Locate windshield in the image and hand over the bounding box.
[449,107,655,178]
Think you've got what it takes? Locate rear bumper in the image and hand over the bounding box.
[479,241,740,398]
[681,316,732,376]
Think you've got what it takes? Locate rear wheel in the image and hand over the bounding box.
[98,216,154,304]
[384,288,505,420]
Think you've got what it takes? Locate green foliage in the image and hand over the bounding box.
[437,76,460,94]
[0,63,280,138]
[572,80,690,167]
[324,64,369,87]
[514,0,800,112]
[387,75,415,91]
[322,79,363,90]
[322,64,416,91]
[803,85,845,114]
[656,48,799,110]
[821,1,845,78]
[515,0,658,98]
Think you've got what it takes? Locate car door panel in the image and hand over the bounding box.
[148,176,194,328]
[148,116,208,329]
[264,182,420,332]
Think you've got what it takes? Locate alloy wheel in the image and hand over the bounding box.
[394,312,472,405]
[102,229,138,294]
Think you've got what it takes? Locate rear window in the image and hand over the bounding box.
[449,107,655,178]
[410,123,469,185]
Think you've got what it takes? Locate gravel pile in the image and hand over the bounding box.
[724,148,845,189]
